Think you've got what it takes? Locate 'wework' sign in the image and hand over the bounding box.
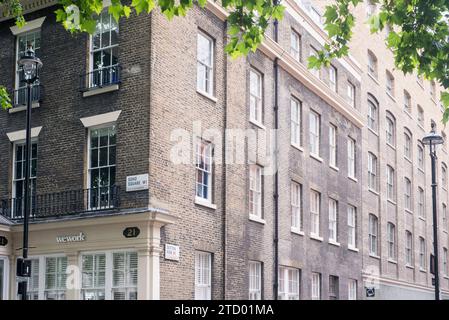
[56,232,86,243]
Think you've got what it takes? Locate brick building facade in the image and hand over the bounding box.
[0,0,447,300]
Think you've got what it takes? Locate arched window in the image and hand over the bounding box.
[387,222,396,260]
[417,105,424,126]
[367,50,378,78]
[369,214,378,256]
[403,90,411,113]
[404,128,412,159]
[367,96,378,132]
[386,70,395,96]
[387,165,395,200]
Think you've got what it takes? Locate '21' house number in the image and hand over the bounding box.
[123,227,140,238]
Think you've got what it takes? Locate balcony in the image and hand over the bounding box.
[80,65,122,97]
[0,186,120,221]
[9,84,43,112]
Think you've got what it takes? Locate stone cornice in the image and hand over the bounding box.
[0,0,57,22]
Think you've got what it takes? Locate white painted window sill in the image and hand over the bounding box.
[386,142,396,150]
[291,227,304,236]
[348,176,358,183]
[249,214,266,225]
[387,259,397,264]
[249,119,266,131]
[310,153,323,163]
[328,240,341,247]
[404,156,412,164]
[329,165,339,172]
[405,209,413,215]
[368,188,379,196]
[369,254,381,260]
[8,102,40,113]
[367,127,379,136]
[419,268,427,273]
[348,246,359,253]
[310,234,323,242]
[418,216,426,222]
[291,143,304,152]
[386,91,396,103]
[405,264,414,270]
[387,199,397,206]
[195,197,217,210]
[82,84,119,97]
[197,89,218,103]
[367,72,380,85]
[418,167,425,174]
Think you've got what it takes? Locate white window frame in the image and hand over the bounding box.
[290,30,301,61]
[249,69,263,125]
[418,144,424,170]
[197,31,214,96]
[368,152,377,191]
[443,204,447,232]
[278,267,299,300]
[386,116,395,146]
[347,205,357,249]
[405,231,413,266]
[87,124,117,211]
[12,140,38,218]
[369,214,378,256]
[195,251,212,300]
[309,111,321,157]
[419,237,426,270]
[290,97,302,147]
[311,272,321,300]
[329,124,337,167]
[249,164,263,219]
[443,248,448,276]
[387,222,396,260]
[80,249,138,301]
[291,181,302,232]
[404,178,412,211]
[310,190,321,237]
[404,132,412,160]
[347,137,356,179]
[249,261,262,300]
[367,100,377,131]
[329,65,337,92]
[418,188,425,218]
[347,82,356,108]
[195,139,214,204]
[15,30,41,95]
[88,11,119,88]
[16,254,67,300]
[0,256,9,301]
[387,165,395,201]
[348,279,357,300]
[329,199,338,243]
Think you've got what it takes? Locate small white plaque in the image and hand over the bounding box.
[165,244,180,261]
[126,174,149,192]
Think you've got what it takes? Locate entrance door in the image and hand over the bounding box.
[0,257,8,300]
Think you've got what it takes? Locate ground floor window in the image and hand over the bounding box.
[195,251,212,300]
[81,251,138,300]
[249,261,262,300]
[0,257,8,300]
[278,266,300,300]
[348,279,357,300]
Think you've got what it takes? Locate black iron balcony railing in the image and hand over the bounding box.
[0,186,120,220]
[12,84,42,107]
[80,65,122,92]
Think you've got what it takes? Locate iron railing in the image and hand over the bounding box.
[0,186,120,220]
[12,84,42,107]
[80,65,122,92]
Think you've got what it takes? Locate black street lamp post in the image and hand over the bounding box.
[16,45,42,300]
[422,121,444,301]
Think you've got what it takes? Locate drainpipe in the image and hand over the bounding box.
[222,20,229,300]
[273,5,280,301]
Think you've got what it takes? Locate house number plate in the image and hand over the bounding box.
[123,227,140,238]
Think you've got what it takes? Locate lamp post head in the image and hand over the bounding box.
[18,44,42,83]
[422,121,444,146]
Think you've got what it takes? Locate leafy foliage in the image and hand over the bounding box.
[0,0,284,109]
[309,0,449,123]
